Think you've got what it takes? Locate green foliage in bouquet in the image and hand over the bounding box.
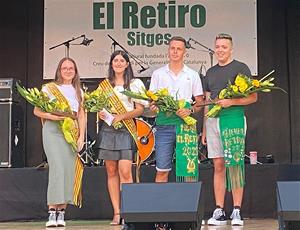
[83,87,123,129]
[83,87,110,112]
[17,82,78,151]
[122,88,197,125]
[206,70,287,117]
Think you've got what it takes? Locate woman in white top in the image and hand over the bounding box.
[97,50,145,226]
[33,58,85,227]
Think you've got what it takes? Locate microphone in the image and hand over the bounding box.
[185,38,195,49]
[138,66,149,74]
[81,35,93,46]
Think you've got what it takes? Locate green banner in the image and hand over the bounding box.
[176,123,198,181]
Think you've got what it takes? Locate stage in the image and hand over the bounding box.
[0,219,278,230]
[0,164,299,222]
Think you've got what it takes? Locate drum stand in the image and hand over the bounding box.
[78,83,99,166]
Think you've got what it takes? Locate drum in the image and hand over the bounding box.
[136,118,155,162]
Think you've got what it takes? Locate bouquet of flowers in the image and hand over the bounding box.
[122,88,197,125]
[16,82,78,150]
[83,87,110,112]
[206,70,287,117]
[83,87,122,129]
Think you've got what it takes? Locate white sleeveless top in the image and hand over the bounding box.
[42,84,82,112]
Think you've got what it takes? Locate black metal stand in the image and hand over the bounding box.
[107,34,149,74]
[187,38,215,67]
[49,34,86,57]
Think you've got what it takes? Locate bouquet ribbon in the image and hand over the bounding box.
[46,82,84,207]
[158,103,199,182]
[218,105,245,191]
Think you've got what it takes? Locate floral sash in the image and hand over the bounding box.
[157,102,199,182]
[218,106,245,191]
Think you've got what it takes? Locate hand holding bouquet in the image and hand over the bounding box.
[122,88,197,125]
[206,70,287,117]
[83,86,122,129]
[16,82,78,150]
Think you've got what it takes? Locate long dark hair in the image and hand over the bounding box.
[54,57,82,104]
[108,50,134,89]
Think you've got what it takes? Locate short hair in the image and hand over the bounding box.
[215,33,233,43]
[169,36,188,48]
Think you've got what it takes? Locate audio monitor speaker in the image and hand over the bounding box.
[277,181,300,230]
[0,102,25,167]
[121,182,204,230]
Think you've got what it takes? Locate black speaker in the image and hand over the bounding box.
[121,182,204,230]
[277,181,300,230]
[0,102,25,167]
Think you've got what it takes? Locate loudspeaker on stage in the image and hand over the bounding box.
[121,182,204,230]
[277,181,300,230]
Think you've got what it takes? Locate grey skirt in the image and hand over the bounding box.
[42,120,76,205]
[97,123,136,161]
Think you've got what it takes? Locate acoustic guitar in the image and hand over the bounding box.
[135,118,155,162]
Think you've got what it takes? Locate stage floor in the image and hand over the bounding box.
[0,219,278,230]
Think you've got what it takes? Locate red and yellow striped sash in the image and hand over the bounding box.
[99,79,138,142]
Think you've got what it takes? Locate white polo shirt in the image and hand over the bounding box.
[149,64,203,102]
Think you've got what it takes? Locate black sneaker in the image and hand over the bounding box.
[207,207,227,226]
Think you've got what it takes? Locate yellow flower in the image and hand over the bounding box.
[146,90,155,98]
[56,101,69,112]
[238,83,248,93]
[157,88,169,96]
[252,79,260,87]
[146,90,158,101]
[151,95,159,101]
[178,99,186,109]
[235,75,246,86]
[219,89,227,99]
[84,93,90,100]
[62,117,74,131]
[231,85,239,93]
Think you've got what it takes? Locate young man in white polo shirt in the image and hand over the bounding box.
[149,36,204,182]
[149,36,204,230]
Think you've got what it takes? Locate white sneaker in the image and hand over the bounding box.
[46,210,57,227]
[56,210,66,227]
[230,208,244,226]
[207,207,227,226]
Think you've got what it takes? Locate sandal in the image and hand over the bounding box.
[110,213,121,226]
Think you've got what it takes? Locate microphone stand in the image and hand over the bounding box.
[49,34,85,58]
[107,34,149,73]
[189,38,215,67]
